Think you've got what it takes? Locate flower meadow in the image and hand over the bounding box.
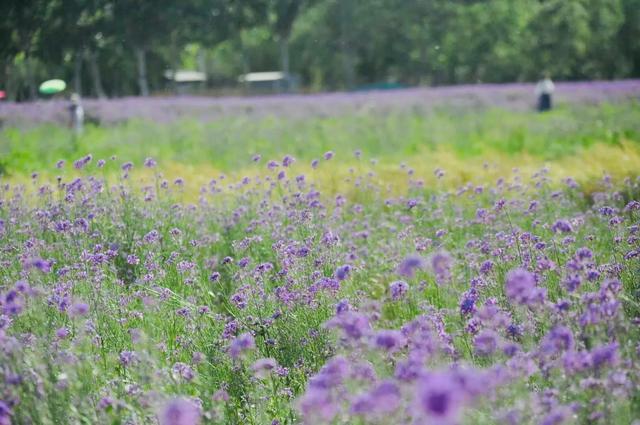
[2,80,640,127]
[1,153,640,425]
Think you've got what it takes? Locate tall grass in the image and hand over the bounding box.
[1,101,638,177]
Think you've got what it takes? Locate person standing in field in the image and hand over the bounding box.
[68,93,85,135]
[535,74,555,112]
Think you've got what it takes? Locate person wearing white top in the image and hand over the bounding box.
[68,93,85,135]
[535,75,555,112]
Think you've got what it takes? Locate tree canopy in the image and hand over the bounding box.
[1,0,639,100]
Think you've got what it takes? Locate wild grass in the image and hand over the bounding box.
[1,101,639,178]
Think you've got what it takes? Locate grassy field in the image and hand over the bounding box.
[2,100,640,196]
[0,97,639,424]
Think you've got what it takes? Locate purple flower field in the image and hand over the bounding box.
[1,153,639,424]
[1,80,639,126]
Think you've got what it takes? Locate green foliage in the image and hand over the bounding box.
[1,101,639,176]
[1,0,639,98]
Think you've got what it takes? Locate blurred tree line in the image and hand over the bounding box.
[2,0,639,100]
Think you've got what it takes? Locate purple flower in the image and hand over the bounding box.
[24,257,53,273]
[311,159,319,169]
[505,268,539,305]
[389,280,409,300]
[282,155,295,167]
[56,327,70,339]
[98,397,116,410]
[552,219,573,233]
[144,157,157,168]
[213,389,229,402]
[373,330,405,352]
[563,274,581,292]
[172,362,196,382]
[159,398,201,425]
[309,356,350,389]
[335,299,351,314]
[0,401,13,424]
[251,358,278,378]
[143,230,160,244]
[480,260,494,274]
[230,332,255,359]
[2,290,23,316]
[73,154,92,169]
[351,380,401,416]
[126,254,140,265]
[325,311,371,340]
[298,387,337,422]
[334,265,352,281]
[396,255,425,278]
[474,330,498,356]
[70,302,89,317]
[323,151,334,160]
[590,343,619,370]
[540,326,574,356]
[459,291,476,316]
[575,247,593,261]
[431,250,453,283]
[415,372,462,424]
[119,350,137,366]
[540,407,571,425]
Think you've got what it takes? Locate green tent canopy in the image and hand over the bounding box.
[39,79,66,95]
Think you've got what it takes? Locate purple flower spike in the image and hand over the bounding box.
[373,330,406,352]
[389,280,409,300]
[144,157,157,168]
[230,332,255,359]
[334,265,352,281]
[159,398,201,425]
[415,372,462,424]
[505,268,542,306]
[251,358,278,378]
[431,250,453,284]
[397,255,425,278]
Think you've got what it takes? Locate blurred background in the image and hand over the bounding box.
[2,0,640,99]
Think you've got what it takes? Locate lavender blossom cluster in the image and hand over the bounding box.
[0,153,639,424]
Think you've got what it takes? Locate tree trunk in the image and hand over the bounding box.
[279,36,290,93]
[87,49,106,98]
[25,54,37,100]
[239,36,250,95]
[339,1,355,89]
[169,32,180,94]
[74,50,83,96]
[135,47,149,96]
[197,48,207,91]
[279,36,290,75]
[4,62,15,101]
[169,35,180,94]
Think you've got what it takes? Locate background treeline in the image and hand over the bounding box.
[2,0,640,100]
